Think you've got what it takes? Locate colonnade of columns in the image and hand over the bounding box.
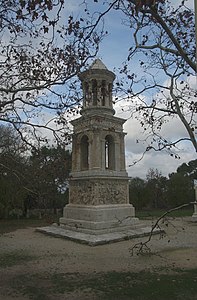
[81,79,113,109]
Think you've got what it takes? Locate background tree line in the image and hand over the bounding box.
[0,125,71,218]
[129,161,197,210]
[0,124,196,219]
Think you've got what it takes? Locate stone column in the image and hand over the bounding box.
[97,80,102,107]
[91,129,101,169]
[120,133,126,171]
[88,135,93,169]
[192,180,197,222]
[114,141,120,171]
[101,138,106,170]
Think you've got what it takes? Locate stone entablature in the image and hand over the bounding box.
[70,170,128,178]
[71,113,126,134]
[81,106,115,116]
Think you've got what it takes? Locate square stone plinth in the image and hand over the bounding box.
[192,213,197,222]
[37,204,162,245]
[36,223,161,246]
[59,204,137,234]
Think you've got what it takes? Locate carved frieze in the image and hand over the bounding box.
[73,116,124,133]
[69,179,129,205]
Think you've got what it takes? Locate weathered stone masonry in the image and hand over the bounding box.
[60,59,138,234]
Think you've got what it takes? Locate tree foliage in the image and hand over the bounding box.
[0,125,71,218]
[145,168,167,209]
[0,125,28,217]
[1,0,196,156]
[26,145,71,210]
[0,0,104,147]
[167,172,194,207]
[85,0,197,155]
[129,160,196,210]
[129,177,146,209]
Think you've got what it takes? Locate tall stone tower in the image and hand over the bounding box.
[59,59,139,240]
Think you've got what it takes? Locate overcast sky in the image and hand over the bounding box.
[65,0,196,178]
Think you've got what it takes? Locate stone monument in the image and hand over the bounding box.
[37,59,159,244]
[192,179,197,222]
[59,59,138,233]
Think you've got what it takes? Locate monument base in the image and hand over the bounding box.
[192,213,197,222]
[37,204,162,245]
[36,223,161,246]
[59,204,138,234]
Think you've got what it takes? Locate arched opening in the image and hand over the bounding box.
[84,82,89,106]
[80,135,89,170]
[108,83,112,105]
[92,79,97,106]
[105,135,115,170]
[101,80,106,106]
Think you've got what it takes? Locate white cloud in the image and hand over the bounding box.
[171,0,194,9]
[125,143,196,179]
[114,97,196,179]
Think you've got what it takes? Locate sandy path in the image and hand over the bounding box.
[0,217,197,299]
[1,217,197,272]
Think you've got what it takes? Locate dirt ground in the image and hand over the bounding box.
[0,217,197,299]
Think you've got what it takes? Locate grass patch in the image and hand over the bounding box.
[0,218,52,234]
[136,208,193,219]
[11,274,49,300]
[8,269,197,300]
[0,251,35,268]
[51,269,197,300]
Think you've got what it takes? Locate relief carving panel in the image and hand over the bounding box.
[74,117,123,133]
[69,179,128,205]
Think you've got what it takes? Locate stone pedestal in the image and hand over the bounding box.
[192,208,197,222]
[60,204,138,234]
[192,182,197,222]
[37,174,160,245]
[59,176,139,236]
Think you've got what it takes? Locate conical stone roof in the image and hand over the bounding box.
[90,59,107,70]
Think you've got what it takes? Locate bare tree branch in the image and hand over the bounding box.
[129,202,196,256]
